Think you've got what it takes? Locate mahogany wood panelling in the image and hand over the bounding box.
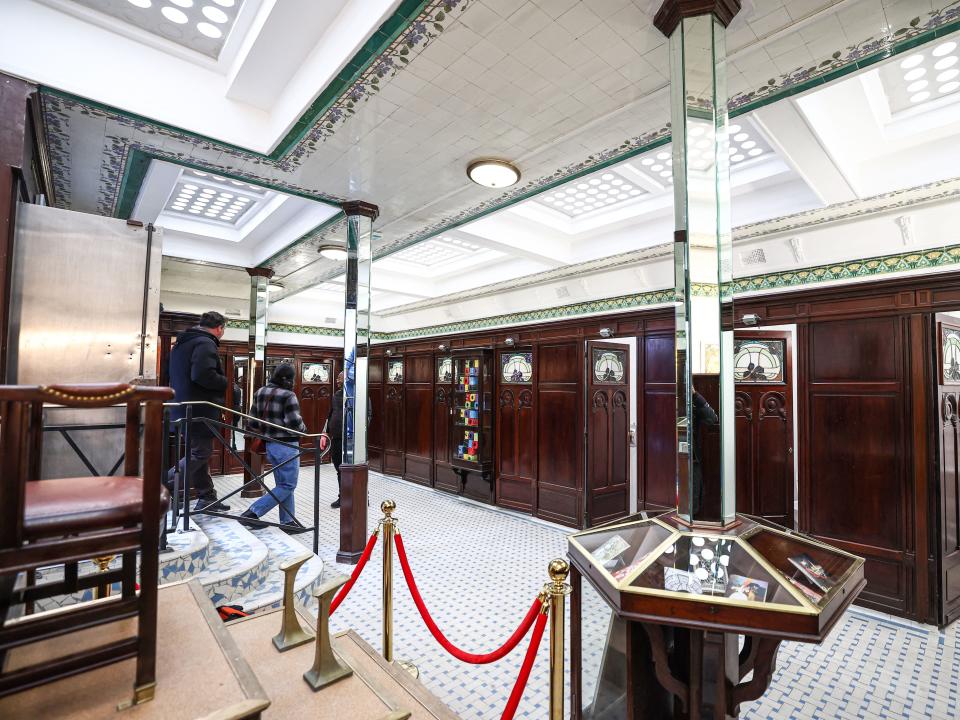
[537,342,581,526]
[804,315,908,614]
[403,353,433,487]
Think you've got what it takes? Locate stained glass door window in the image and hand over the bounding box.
[943,328,960,383]
[733,339,785,383]
[501,352,533,384]
[592,349,625,384]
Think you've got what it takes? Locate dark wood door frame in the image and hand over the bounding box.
[585,339,632,527]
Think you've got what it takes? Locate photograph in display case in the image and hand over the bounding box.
[789,553,837,592]
[592,535,631,566]
[726,575,769,603]
[664,567,703,595]
[787,576,824,603]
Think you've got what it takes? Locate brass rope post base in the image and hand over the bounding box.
[545,558,571,720]
[93,555,115,599]
[303,575,353,691]
[273,552,315,652]
[381,500,397,663]
[117,681,156,709]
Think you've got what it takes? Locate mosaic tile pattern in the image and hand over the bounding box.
[212,464,958,720]
[189,514,271,606]
[231,526,326,615]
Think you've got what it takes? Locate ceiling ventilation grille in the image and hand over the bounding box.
[556,286,570,299]
[740,248,767,266]
[324,317,337,325]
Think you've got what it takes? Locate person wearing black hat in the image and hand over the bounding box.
[239,362,307,531]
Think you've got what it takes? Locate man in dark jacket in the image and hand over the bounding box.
[167,311,230,511]
[321,370,371,509]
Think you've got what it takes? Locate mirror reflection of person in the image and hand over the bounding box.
[691,388,719,516]
[320,371,371,509]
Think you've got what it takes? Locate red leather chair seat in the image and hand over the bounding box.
[23,477,170,540]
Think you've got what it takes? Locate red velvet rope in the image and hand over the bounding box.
[500,609,548,720]
[394,532,543,664]
[329,530,379,616]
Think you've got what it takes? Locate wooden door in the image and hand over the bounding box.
[368,357,384,472]
[434,356,457,492]
[585,341,630,526]
[383,357,405,476]
[639,330,676,511]
[299,358,334,463]
[733,331,795,528]
[496,349,537,513]
[935,314,960,625]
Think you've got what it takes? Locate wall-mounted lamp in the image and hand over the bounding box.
[385,349,394,356]
[598,327,613,338]
[438,343,447,351]
[504,337,515,346]
[741,314,761,326]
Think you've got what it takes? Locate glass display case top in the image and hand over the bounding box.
[569,514,863,614]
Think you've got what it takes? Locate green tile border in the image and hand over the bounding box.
[230,243,960,341]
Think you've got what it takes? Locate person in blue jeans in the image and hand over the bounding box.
[238,363,308,533]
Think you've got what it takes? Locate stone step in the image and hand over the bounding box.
[30,521,212,613]
[230,526,326,616]
[190,514,271,607]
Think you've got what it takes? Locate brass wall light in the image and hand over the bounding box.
[504,337,515,347]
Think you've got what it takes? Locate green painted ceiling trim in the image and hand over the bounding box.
[111,148,343,220]
[219,243,960,341]
[383,19,960,257]
[271,0,432,159]
[41,1,432,162]
[260,211,347,269]
[728,17,960,119]
[114,149,152,219]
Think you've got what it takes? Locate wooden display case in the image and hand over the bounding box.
[449,349,494,500]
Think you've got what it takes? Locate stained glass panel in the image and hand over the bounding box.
[943,328,960,383]
[501,352,533,384]
[437,356,453,383]
[593,349,625,384]
[387,358,404,384]
[733,339,784,383]
[301,361,330,384]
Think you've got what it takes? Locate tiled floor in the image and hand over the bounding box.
[215,466,959,720]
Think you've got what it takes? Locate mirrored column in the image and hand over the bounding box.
[664,11,736,526]
[245,267,273,411]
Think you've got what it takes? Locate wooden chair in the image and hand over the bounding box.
[0,383,173,705]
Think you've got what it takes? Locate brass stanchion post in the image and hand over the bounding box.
[546,558,571,720]
[380,499,396,663]
[93,555,115,599]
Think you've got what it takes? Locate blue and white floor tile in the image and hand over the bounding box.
[214,466,959,720]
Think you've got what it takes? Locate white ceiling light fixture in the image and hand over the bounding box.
[197,22,222,38]
[467,159,521,188]
[268,282,285,292]
[318,243,348,261]
[127,0,152,7]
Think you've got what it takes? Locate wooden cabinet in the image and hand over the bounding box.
[449,350,494,502]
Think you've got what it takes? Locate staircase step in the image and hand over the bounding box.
[229,526,325,616]
[30,522,211,613]
[190,515,271,607]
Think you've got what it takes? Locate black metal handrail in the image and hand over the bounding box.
[42,422,132,477]
[164,402,328,555]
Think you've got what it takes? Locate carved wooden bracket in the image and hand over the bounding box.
[653,0,742,37]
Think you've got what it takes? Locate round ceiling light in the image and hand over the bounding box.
[318,243,348,261]
[267,282,284,292]
[466,159,520,188]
